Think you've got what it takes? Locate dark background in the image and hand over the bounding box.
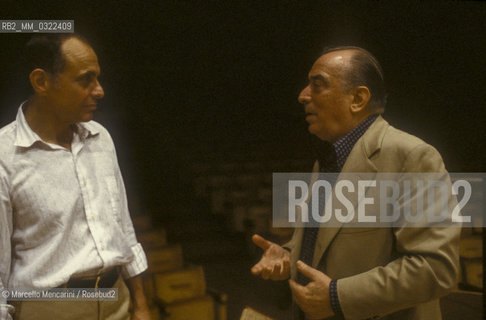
[1,2,485,318]
[1,2,486,216]
[1,1,485,218]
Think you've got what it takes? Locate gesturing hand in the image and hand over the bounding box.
[289,260,334,320]
[251,234,291,280]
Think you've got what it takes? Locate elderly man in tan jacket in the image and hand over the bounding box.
[251,46,460,320]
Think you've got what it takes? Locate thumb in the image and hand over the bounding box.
[252,234,272,251]
[296,260,321,281]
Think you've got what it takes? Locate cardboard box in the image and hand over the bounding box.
[257,187,272,202]
[248,205,272,234]
[232,205,248,233]
[146,245,183,273]
[215,299,227,320]
[138,229,168,249]
[154,266,206,304]
[461,259,483,289]
[207,287,228,320]
[132,215,153,232]
[459,236,482,259]
[240,307,275,320]
[269,226,294,238]
[163,295,214,320]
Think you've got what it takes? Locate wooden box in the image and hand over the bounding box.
[207,287,228,320]
[163,295,214,320]
[240,307,275,320]
[459,236,482,259]
[146,245,183,273]
[138,229,168,249]
[248,205,272,234]
[461,259,483,289]
[132,215,153,233]
[154,266,206,304]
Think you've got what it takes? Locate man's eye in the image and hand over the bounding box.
[311,81,323,89]
[79,76,94,87]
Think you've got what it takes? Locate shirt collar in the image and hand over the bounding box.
[14,101,100,148]
[333,114,379,171]
[14,102,42,147]
[74,121,101,140]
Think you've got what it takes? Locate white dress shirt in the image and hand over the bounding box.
[0,104,148,319]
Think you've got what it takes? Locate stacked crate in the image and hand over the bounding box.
[456,176,483,292]
[240,307,276,320]
[459,229,483,291]
[191,159,308,255]
[132,215,227,320]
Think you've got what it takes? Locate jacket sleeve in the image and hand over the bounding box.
[337,144,461,319]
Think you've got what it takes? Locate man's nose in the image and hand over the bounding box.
[298,85,311,104]
[92,80,104,99]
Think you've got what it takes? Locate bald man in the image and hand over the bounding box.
[251,47,460,320]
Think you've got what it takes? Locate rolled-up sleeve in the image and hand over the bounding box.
[121,243,148,278]
[109,134,148,278]
[0,165,14,320]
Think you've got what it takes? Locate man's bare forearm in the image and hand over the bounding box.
[127,274,150,316]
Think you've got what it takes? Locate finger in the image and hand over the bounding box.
[296,260,320,281]
[288,280,308,308]
[288,279,297,292]
[251,264,262,275]
[281,259,290,278]
[288,279,304,296]
[261,266,272,280]
[270,263,281,280]
[252,234,272,251]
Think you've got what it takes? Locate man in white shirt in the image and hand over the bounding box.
[0,34,151,319]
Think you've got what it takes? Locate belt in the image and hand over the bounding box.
[59,267,120,289]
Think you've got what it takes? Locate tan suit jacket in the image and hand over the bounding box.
[285,116,461,320]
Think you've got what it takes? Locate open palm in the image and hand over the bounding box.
[251,234,290,280]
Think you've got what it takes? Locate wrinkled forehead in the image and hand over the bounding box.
[61,37,100,72]
[309,50,355,78]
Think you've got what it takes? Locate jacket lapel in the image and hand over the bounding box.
[311,116,389,268]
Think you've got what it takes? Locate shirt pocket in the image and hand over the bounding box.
[104,176,122,224]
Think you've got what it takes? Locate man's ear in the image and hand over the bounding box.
[29,68,51,96]
[350,86,371,113]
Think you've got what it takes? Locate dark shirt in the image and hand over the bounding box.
[333,114,378,171]
[298,114,379,318]
[327,114,378,318]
